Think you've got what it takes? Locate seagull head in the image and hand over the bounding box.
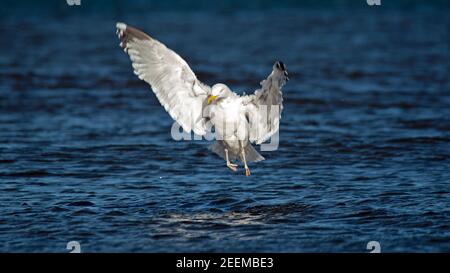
[208,83,230,104]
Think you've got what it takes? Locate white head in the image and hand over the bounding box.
[208,83,231,104]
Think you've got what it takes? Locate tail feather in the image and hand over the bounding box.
[208,141,265,163]
[208,141,227,160]
[244,143,265,163]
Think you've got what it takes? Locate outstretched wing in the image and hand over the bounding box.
[116,22,210,135]
[242,61,288,144]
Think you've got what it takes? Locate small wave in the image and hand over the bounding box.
[240,202,312,215]
[0,170,50,177]
[72,209,97,216]
[105,210,127,216]
[0,159,15,164]
[209,197,238,206]
[67,201,95,207]
[387,136,449,144]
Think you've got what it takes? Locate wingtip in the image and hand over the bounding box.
[116,22,127,31]
[275,60,286,71]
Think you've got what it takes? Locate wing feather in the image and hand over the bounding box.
[116,22,210,135]
[242,61,288,144]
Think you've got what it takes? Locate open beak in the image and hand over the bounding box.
[207,95,217,105]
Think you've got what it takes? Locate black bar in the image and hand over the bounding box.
[0,253,447,272]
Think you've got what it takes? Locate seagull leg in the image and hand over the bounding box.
[225,148,237,172]
[240,141,250,176]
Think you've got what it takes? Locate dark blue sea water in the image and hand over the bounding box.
[0,1,449,252]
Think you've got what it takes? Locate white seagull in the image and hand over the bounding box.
[116,22,288,176]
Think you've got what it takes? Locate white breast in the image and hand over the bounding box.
[211,97,248,143]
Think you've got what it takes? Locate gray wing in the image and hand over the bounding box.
[116,22,210,135]
[242,61,288,144]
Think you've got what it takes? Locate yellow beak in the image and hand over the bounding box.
[207,95,217,104]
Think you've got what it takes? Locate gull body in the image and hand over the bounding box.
[116,22,288,176]
[207,85,253,172]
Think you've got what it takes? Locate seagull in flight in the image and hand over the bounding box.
[116,22,288,176]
